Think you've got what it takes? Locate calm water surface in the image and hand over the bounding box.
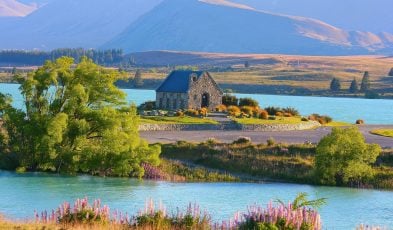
[0,171,392,229]
[1,83,392,124]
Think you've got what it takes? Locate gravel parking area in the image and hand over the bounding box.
[140,125,393,148]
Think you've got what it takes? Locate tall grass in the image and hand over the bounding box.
[9,197,323,230]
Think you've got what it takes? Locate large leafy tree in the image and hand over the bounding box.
[315,127,381,186]
[0,57,160,177]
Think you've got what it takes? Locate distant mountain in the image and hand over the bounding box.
[0,0,392,55]
[0,0,36,17]
[0,0,163,49]
[103,0,393,55]
[17,0,51,7]
[230,0,393,34]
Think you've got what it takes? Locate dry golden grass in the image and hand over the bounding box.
[129,54,393,92]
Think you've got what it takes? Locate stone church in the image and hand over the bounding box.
[156,70,223,111]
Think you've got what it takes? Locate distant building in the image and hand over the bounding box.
[156,70,223,110]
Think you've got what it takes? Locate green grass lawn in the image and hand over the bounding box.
[370,129,393,138]
[233,116,306,125]
[140,116,219,124]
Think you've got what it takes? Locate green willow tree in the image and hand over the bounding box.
[315,127,381,186]
[0,57,160,177]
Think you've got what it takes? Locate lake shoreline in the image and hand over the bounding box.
[117,85,393,100]
[1,170,392,229]
[1,81,392,100]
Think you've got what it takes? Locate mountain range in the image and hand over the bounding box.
[0,0,36,17]
[230,0,393,34]
[0,0,392,55]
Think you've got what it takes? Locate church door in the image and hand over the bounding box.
[201,93,209,108]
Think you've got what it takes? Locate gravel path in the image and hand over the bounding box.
[140,125,393,148]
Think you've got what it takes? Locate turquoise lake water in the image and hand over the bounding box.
[1,83,393,124]
[0,171,392,229]
[1,83,393,228]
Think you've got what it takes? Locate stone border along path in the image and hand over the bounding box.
[139,113,321,132]
[138,121,320,132]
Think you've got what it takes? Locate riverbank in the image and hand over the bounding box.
[161,141,393,190]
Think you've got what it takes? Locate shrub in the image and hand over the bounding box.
[282,107,300,116]
[237,202,321,230]
[232,136,252,145]
[356,119,365,125]
[365,91,380,99]
[185,109,199,117]
[268,116,276,120]
[206,138,220,145]
[138,101,156,111]
[251,107,261,117]
[238,112,250,118]
[265,106,282,115]
[175,111,184,117]
[239,98,259,107]
[315,127,381,186]
[259,110,269,119]
[199,108,208,117]
[308,114,333,125]
[283,112,292,117]
[301,117,309,122]
[275,111,283,117]
[215,104,227,112]
[240,106,254,116]
[34,197,111,224]
[222,94,238,106]
[267,137,275,146]
[227,106,241,116]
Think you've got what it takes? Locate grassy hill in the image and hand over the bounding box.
[121,51,393,97]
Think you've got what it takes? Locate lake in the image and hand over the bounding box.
[0,171,392,229]
[1,83,392,124]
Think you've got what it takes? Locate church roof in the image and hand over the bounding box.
[156,70,204,93]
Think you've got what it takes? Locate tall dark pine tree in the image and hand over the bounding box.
[389,68,393,76]
[360,71,371,92]
[133,69,143,88]
[349,79,358,93]
[244,61,250,68]
[330,78,341,92]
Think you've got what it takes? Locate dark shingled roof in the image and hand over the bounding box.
[156,70,204,93]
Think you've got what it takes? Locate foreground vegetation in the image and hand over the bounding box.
[161,128,393,189]
[0,195,383,230]
[0,196,324,230]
